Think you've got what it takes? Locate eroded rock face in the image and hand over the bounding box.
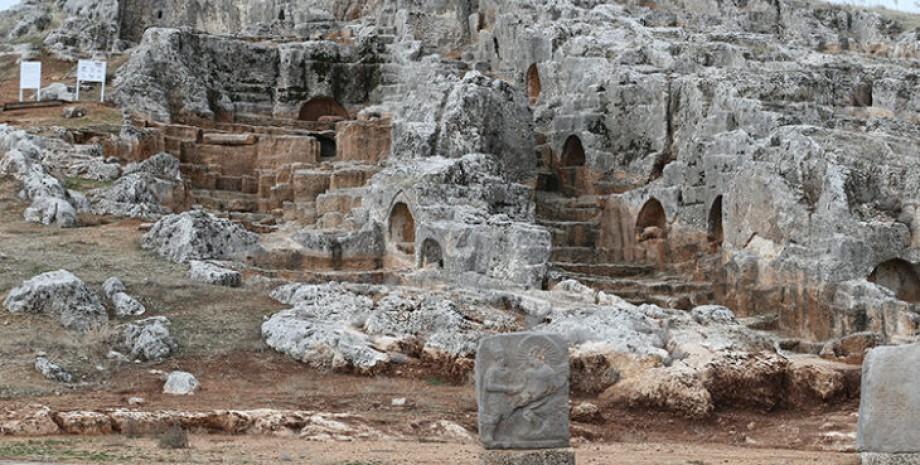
[3,270,107,331]
[116,317,178,361]
[435,72,536,183]
[0,405,60,436]
[142,210,261,263]
[43,0,122,59]
[365,154,551,289]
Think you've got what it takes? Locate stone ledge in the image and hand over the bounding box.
[862,453,920,465]
[480,449,576,465]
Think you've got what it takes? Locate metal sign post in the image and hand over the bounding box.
[76,60,107,102]
[19,62,42,102]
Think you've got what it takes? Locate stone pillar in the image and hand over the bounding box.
[857,343,920,465]
[475,332,575,465]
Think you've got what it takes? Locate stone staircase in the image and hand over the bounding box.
[537,191,716,310]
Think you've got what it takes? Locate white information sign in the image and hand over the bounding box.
[19,62,42,102]
[76,60,108,102]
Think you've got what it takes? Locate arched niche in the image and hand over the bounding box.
[298,97,349,122]
[388,202,416,248]
[561,135,586,167]
[708,195,724,247]
[869,258,920,303]
[526,64,541,105]
[420,238,444,269]
[636,198,667,240]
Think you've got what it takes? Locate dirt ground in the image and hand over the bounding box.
[0,437,860,465]
[0,172,862,464]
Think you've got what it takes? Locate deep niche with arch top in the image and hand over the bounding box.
[868,258,920,303]
[388,202,416,253]
[298,96,350,122]
[708,195,724,246]
[526,64,541,105]
[561,135,586,167]
[636,198,667,239]
[420,238,444,269]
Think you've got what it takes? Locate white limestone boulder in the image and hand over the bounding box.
[116,316,177,361]
[142,210,261,263]
[102,277,146,317]
[34,356,74,383]
[188,261,242,287]
[163,371,199,395]
[90,152,187,220]
[3,270,107,331]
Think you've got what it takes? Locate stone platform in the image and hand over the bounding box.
[480,449,576,465]
[861,453,920,465]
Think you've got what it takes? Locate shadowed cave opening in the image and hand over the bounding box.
[868,258,920,303]
[421,238,444,269]
[708,195,724,247]
[562,135,586,167]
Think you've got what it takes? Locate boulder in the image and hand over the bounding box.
[600,365,714,419]
[39,83,76,102]
[3,270,107,331]
[142,210,261,263]
[111,292,146,317]
[570,402,602,423]
[90,153,188,220]
[102,277,126,297]
[34,356,74,383]
[0,127,86,227]
[62,106,87,118]
[163,371,200,396]
[101,277,146,317]
[116,317,177,361]
[188,261,242,287]
[785,357,854,407]
[22,197,78,227]
[702,352,789,411]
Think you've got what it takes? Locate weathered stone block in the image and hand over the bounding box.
[256,135,320,168]
[480,449,576,465]
[293,170,331,202]
[476,333,570,450]
[336,119,392,163]
[858,343,920,461]
[196,144,257,176]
